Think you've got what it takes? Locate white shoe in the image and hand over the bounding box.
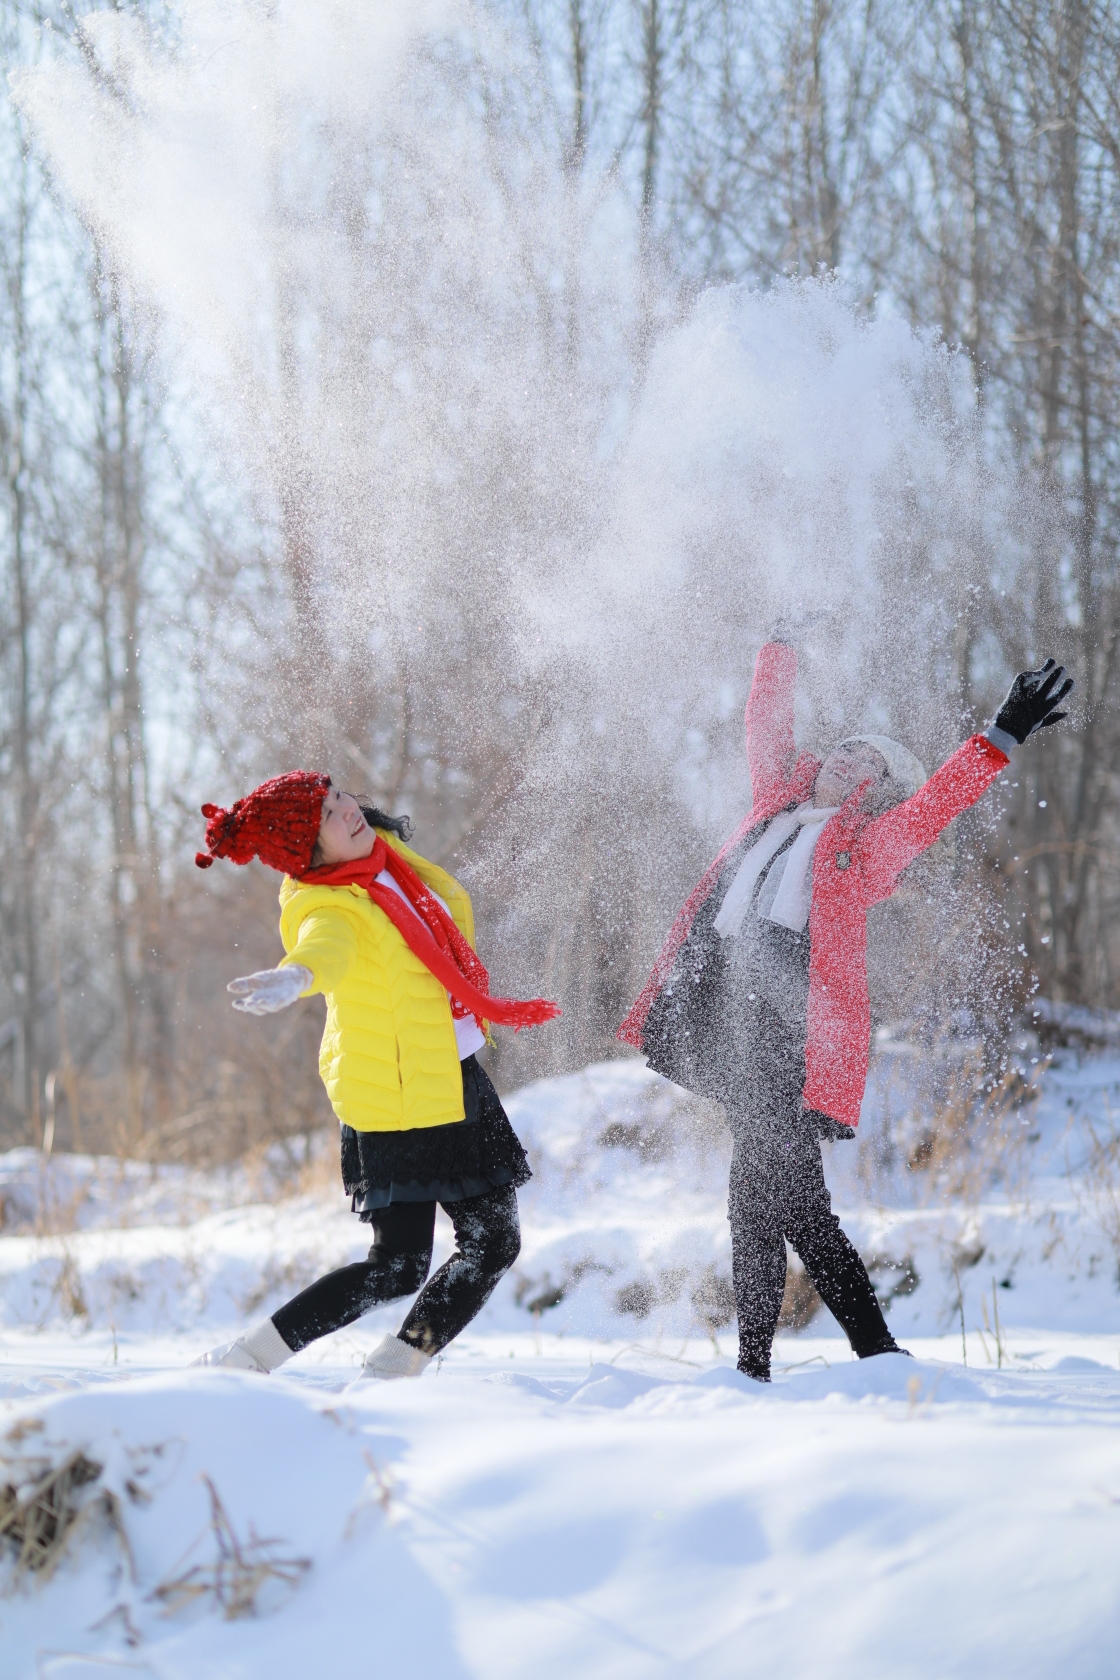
[347,1334,433,1386]
[191,1336,269,1372]
[191,1318,294,1374]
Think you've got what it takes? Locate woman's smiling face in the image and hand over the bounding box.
[315,786,376,865]
[813,741,890,809]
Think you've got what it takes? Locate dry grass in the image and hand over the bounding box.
[864,1043,1043,1206]
[0,1424,308,1621]
[777,1264,822,1331]
[690,1266,737,1333]
[24,979,331,1166]
[235,1252,330,1318]
[1075,1106,1120,1281]
[921,1056,1039,1202]
[612,1266,690,1322]
[594,1080,730,1167]
[0,1439,122,1582]
[47,1249,89,1322]
[242,1128,339,1203]
[150,1474,310,1620]
[0,1163,96,1238]
[864,1252,920,1308]
[512,1256,615,1317]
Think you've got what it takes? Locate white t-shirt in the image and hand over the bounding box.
[374,870,488,1060]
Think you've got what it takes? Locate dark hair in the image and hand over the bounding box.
[308,791,414,868]
[360,804,413,843]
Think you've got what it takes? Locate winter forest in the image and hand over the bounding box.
[2,0,1119,1155]
[3,4,1120,1679]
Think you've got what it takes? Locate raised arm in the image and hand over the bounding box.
[856,735,1009,904]
[228,905,358,1015]
[857,658,1073,905]
[278,907,358,995]
[745,641,812,807]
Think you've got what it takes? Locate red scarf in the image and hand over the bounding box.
[300,836,560,1032]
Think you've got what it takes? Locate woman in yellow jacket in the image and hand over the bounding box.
[192,770,558,1382]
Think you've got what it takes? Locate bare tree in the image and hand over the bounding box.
[86,257,174,1137]
[888,0,1120,1006]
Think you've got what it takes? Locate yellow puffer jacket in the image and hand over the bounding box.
[277,834,477,1133]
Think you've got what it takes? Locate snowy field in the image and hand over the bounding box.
[3,1054,1120,1678]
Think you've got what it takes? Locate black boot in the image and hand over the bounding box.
[736,1342,773,1382]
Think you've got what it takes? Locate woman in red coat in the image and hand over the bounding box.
[619,639,1072,1380]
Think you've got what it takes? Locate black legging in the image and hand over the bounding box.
[271,1184,521,1357]
[726,1102,896,1381]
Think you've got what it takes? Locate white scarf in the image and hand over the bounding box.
[712,803,839,939]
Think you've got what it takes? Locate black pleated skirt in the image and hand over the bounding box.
[339,1055,531,1221]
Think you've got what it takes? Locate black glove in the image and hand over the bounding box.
[993,658,1074,744]
[805,1107,856,1140]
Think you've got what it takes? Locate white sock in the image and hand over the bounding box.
[242,1317,295,1373]
[361,1333,433,1380]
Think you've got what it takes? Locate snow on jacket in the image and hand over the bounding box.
[277,834,478,1133]
[618,641,1010,1128]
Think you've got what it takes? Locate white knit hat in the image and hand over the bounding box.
[838,734,927,799]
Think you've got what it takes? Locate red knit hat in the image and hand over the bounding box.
[195,771,331,875]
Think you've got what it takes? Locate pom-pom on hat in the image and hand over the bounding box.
[195,771,331,875]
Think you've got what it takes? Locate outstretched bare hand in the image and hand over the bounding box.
[993,658,1074,745]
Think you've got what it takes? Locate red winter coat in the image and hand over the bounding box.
[618,642,1010,1128]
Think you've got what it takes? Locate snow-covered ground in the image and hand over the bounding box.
[3,1054,1120,1678]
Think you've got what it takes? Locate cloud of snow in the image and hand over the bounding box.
[15,0,1047,1063]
